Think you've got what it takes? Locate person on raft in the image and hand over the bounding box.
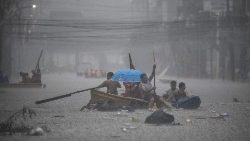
[19,72,31,83]
[122,82,142,99]
[175,82,188,101]
[139,64,157,109]
[97,72,121,95]
[163,81,188,107]
[162,80,178,103]
[166,82,201,109]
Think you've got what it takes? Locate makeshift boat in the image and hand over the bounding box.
[89,89,148,109]
[0,83,46,88]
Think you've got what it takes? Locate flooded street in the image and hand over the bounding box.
[1,74,250,141]
[1,0,250,140]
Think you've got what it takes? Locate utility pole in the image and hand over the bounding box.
[0,0,18,77]
[238,0,248,81]
[226,0,236,81]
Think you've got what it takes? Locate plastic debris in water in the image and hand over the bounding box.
[233,98,239,102]
[121,110,129,113]
[111,135,121,138]
[53,115,65,118]
[103,116,116,120]
[144,110,174,124]
[186,118,191,122]
[210,112,229,119]
[172,122,182,126]
[128,126,137,129]
[123,123,131,126]
[210,110,216,113]
[215,113,220,117]
[221,113,229,117]
[121,127,127,132]
[115,112,128,117]
[29,127,44,136]
[131,117,140,122]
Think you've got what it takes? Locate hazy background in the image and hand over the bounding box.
[1,0,250,82]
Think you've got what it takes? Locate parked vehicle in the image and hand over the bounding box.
[84,68,106,78]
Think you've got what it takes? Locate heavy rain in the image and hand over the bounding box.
[0,0,250,141]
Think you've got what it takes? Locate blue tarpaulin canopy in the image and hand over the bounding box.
[112,69,142,82]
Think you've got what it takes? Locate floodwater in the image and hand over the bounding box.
[0,73,250,141]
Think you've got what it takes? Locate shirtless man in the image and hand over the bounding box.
[97,72,121,95]
[123,82,142,99]
[139,64,157,108]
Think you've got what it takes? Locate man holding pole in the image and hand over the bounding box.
[97,72,121,95]
[139,64,156,109]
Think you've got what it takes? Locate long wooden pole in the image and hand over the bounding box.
[35,50,43,71]
[153,50,156,94]
[35,87,98,104]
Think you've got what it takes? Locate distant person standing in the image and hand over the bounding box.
[97,72,121,95]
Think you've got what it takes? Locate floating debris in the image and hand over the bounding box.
[210,112,229,119]
[121,127,127,132]
[103,116,116,120]
[192,116,206,119]
[210,110,216,113]
[210,115,224,119]
[122,123,138,129]
[135,112,144,114]
[53,115,65,118]
[121,110,129,113]
[28,127,44,136]
[131,117,140,122]
[145,110,174,124]
[111,135,121,138]
[0,106,37,135]
[221,113,229,117]
[233,98,239,102]
[186,118,191,122]
[128,126,137,129]
[40,125,51,133]
[115,112,128,117]
[171,122,182,126]
[123,123,131,126]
